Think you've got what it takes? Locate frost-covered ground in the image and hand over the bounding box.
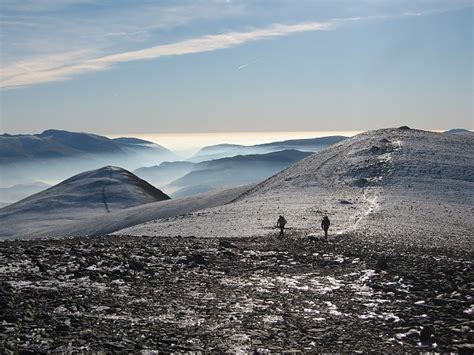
[0,235,472,352]
[118,186,369,239]
[119,128,473,252]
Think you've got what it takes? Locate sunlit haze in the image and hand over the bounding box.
[107,131,361,156]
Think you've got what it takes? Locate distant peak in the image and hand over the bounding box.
[38,129,102,139]
[445,128,472,135]
[40,129,67,134]
[39,129,78,136]
[112,137,154,144]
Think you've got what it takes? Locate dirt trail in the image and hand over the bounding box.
[342,137,402,234]
[353,188,380,230]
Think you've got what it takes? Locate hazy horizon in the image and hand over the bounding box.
[0,128,456,157]
[107,130,361,156]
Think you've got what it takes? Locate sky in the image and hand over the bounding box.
[1,0,473,134]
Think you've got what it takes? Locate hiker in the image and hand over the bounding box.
[277,215,287,236]
[321,216,330,239]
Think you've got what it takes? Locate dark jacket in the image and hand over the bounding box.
[321,217,330,229]
[277,216,287,228]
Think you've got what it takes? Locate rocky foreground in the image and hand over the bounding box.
[0,233,473,353]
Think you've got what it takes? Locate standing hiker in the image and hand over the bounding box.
[277,215,287,236]
[321,216,330,240]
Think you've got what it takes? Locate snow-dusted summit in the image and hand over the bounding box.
[0,166,170,238]
[119,128,473,251]
[243,127,473,193]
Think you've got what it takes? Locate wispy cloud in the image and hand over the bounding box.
[1,19,343,89]
[0,1,246,66]
[1,3,463,90]
[237,59,260,70]
[1,0,97,12]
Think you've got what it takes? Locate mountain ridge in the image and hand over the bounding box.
[0,166,170,238]
[0,129,175,164]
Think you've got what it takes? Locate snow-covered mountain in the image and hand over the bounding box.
[243,127,473,192]
[120,128,473,251]
[0,166,170,238]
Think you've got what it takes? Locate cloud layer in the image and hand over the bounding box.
[2,0,465,90]
[1,19,347,90]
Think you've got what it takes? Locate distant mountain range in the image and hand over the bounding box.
[134,149,312,197]
[0,182,51,207]
[191,135,347,161]
[167,149,312,197]
[0,129,347,200]
[0,130,179,187]
[0,166,170,238]
[0,129,176,164]
[134,161,195,187]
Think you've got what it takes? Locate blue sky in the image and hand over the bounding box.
[1,0,472,134]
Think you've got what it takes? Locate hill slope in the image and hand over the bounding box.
[168,150,312,197]
[2,185,250,239]
[0,166,170,238]
[134,161,196,187]
[120,128,474,251]
[244,128,473,193]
